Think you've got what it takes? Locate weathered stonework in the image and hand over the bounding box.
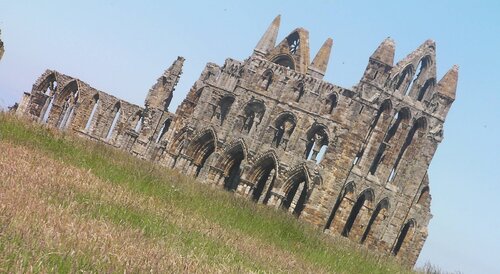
[0,30,4,61]
[14,16,458,266]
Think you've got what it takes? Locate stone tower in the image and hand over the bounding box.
[15,16,457,267]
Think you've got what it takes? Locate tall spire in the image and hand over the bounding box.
[145,56,184,111]
[437,65,459,100]
[308,38,333,78]
[254,15,281,56]
[370,37,395,66]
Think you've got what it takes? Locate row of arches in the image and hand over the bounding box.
[325,182,427,256]
[212,96,333,163]
[388,55,435,102]
[356,98,428,184]
[180,129,314,217]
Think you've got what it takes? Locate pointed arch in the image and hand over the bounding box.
[105,101,121,140]
[56,80,80,129]
[261,69,274,90]
[417,78,435,102]
[391,64,414,93]
[392,219,417,256]
[388,116,427,182]
[273,111,297,148]
[242,100,266,133]
[281,165,310,216]
[407,55,433,97]
[249,151,279,204]
[156,118,172,143]
[324,93,338,114]
[85,93,100,132]
[305,123,329,163]
[218,95,235,125]
[324,181,356,231]
[271,54,295,70]
[186,128,217,178]
[361,198,390,244]
[369,107,411,175]
[341,188,374,238]
[219,139,247,191]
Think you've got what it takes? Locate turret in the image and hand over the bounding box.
[253,15,281,58]
[431,65,458,119]
[144,56,184,111]
[307,38,333,79]
[360,38,395,88]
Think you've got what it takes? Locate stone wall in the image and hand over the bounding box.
[15,16,458,267]
[0,30,4,61]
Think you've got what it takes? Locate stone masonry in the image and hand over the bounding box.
[14,16,458,266]
[0,30,4,61]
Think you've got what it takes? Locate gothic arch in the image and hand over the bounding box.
[324,181,356,231]
[248,150,279,204]
[281,164,311,216]
[36,71,58,95]
[417,186,430,206]
[324,92,339,114]
[392,219,417,256]
[305,123,329,163]
[242,100,266,133]
[186,127,217,178]
[271,54,295,70]
[341,188,374,238]
[407,55,433,97]
[260,69,274,90]
[391,64,414,93]
[217,95,235,125]
[105,101,122,140]
[218,139,247,191]
[55,80,80,129]
[361,197,390,244]
[273,111,297,148]
[84,93,100,132]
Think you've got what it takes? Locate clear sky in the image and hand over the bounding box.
[0,1,499,273]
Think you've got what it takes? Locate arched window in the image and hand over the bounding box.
[369,108,410,175]
[242,101,265,133]
[392,219,416,256]
[250,154,277,204]
[156,119,171,143]
[392,65,413,93]
[342,189,374,237]
[324,182,356,232]
[221,143,245,191]
[261,69,273,90]
[417,78,435,102]
[273,113,296,148]
[133,112,143,133]
[186,130,216,178]
[85,94,99,132]
[361,198,390,244]
[295,81,305,102]
[105,102,121,140]
[272,55,295,69]
[282,169,309,216]
[218,96,235,125]
[388,117,426,182]
[325,93,338,114]
[406,56,432,97]
[305,124,329,163]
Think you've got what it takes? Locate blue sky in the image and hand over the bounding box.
[0,1,499,273]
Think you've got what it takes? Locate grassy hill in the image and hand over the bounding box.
[0,113,417,273]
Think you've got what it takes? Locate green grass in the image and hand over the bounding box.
[0,113,414,273]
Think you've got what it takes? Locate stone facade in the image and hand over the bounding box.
[14,16,458,266]
[0,30,4,61]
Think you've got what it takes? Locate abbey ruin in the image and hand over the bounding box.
[14,16,458,266]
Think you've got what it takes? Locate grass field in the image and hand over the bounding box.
[0,114,420,273]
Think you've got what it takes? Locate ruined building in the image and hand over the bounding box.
[0,30,4,61]
[15,16,458,266]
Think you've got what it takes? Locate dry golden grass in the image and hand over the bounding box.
[0,114,419,273]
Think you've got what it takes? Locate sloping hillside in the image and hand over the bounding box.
[0,114,412,273]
